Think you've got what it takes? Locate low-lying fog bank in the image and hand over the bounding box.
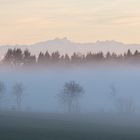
[0,65,140,139]
[0,65,139,115]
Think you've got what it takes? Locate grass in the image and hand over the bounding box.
[0,111,140,140]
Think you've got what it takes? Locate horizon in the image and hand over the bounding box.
[1,37,140,46]
[0,37,140,57]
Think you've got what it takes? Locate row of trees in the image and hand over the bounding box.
[0,80,83,112]
[2,48,140,66]
[3,49,36,66]
[0,80,134,114]
[60,82,135,114]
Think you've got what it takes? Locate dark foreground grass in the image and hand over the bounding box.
[0,112,140,140]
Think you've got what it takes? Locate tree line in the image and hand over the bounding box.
[0,80,134,114]
[0,80,84,113]
[2,48,140,66]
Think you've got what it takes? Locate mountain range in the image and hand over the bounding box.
[0,37,140,57]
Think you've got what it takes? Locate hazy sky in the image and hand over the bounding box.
[0,0,140,45]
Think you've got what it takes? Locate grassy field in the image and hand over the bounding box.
[0,111,140,140]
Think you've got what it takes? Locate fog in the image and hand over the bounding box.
[0,65,139,115]
[1,65,140,139]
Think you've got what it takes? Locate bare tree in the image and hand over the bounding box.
[110,84,117,97]
[13,83,24,110]
[109,84,135,114]
[59,81,84,113]
[0,81,6,107]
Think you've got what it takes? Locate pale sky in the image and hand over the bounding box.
[0,0,140,45]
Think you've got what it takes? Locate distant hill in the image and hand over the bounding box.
[0,37,140,57]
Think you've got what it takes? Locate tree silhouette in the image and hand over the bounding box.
[23,49,36,65]
[3,49,14,65]
[13,83,24,110]
[38,52,45,64]
[44,51,51,64]
[51,51,60,63]
[0,81,6,107]
[109,84,135,114]
[59,81,84,113]
[64,54,70,62]
[3,48,140,66]
[106,52,111,60]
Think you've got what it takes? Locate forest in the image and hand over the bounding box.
[2,48,140,66]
